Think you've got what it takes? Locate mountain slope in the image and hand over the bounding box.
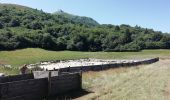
[53,10,99,26]
[0,4,170,51]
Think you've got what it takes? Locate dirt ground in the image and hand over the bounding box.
[0,60,8,65]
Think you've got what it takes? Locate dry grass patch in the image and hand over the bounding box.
[79,59,170,100]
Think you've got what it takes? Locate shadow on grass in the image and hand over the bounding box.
[47,89,92,100]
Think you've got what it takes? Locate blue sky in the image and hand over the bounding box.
[1,0,170,33]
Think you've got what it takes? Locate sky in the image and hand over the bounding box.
[0,0,170,33]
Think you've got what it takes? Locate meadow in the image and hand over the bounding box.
[80,59,170,100]
[0,48,170,100]
[0,48,170,74]
[1,48,170,67]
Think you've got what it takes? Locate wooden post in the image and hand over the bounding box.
[80,67,82,72]
[48,71,52,96]
[58,68,60,76]
[30,70,33,73]
[101,64,103,71]
[79,71,82,90]
[68,66,70,72]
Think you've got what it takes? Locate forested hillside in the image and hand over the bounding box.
[0,4,170,51]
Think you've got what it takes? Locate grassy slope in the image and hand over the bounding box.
[1,48,170,68]
[80,59,170,100]
[0,48,170,74]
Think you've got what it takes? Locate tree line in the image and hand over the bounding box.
[0,4,170,51]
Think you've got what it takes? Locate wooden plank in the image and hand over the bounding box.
[33,71,58,79]
[48,71,51,96]
[49,73,81,96]
[1,92,45,100]
[69,67,82,73]
[0,78,47,99]
[101,64,111,70]
[91,65,102,71]
[0,74,34,83]
[82,66,92,72]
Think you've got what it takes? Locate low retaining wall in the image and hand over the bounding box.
[57,57,159,73]
[0,72,82,100]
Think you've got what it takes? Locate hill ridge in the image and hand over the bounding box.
[0,3,170,51]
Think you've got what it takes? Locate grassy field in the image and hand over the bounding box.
[79,59,170,100]
[0,48,170,74]
[1,48,170,67]
[0,48,170,99]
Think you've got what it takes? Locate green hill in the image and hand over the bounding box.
[0,4,170,51]
[53,10,99,26]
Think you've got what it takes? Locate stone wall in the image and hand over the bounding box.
[57,57,159,73]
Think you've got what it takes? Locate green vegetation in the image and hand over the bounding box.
[0,48,170,67]
[0,67,19,75]
[0,49,170,98]
[0,3,170,100]
[82,59,170,100]
[0,4,170,51]
[1,48,170,74]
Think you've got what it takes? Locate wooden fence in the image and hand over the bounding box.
[0,57,159,100]
[49,73,82,96]
[0,74,34,83]
[0,72,82,100]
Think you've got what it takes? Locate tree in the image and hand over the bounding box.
[41,33,57,49]
[0,4,170,51]
[27,21,43,30]
[124,29,132,43]
[0,30,19,50]
[115,25,120,31]
[10,19,20,27]
[0,22,3,29]
[56,36,67,50]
